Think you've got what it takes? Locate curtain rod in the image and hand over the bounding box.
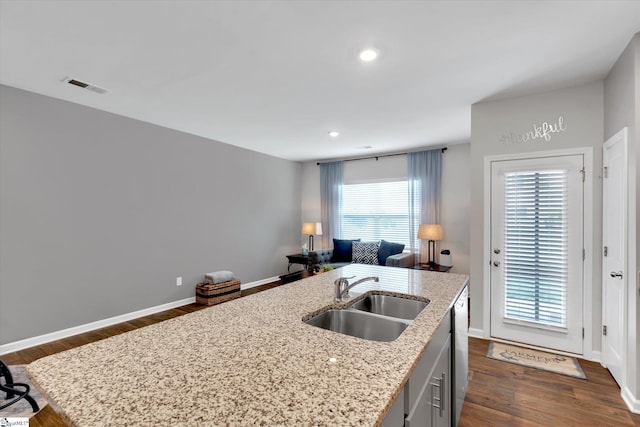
[316,147,447,165]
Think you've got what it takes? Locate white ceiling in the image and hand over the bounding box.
[1,1,639,162]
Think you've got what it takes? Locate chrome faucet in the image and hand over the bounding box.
[334,276,379,302]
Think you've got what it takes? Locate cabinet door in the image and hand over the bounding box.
[404,377,429,427]
[430,335,451,427]
[405,315,451,414]
[405,334,451,427]
[381,390,404,427]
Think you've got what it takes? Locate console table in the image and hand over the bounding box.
[286,253,309,272]
[279,270,315,284]
[410,263,452,272]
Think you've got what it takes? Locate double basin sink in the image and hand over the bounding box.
[304,293,429,342]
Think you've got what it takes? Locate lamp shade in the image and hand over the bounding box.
[418,224,443,241]
[302,222,323,235]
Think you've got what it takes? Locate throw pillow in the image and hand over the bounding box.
[333,238,360,262]
[352,241,380,265]
[377,240,405,265]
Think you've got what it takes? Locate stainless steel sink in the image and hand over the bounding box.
[304,309,409,342]
[349,294,429,320]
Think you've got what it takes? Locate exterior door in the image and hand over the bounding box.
[490,155,584,354]
[602,128,628,387]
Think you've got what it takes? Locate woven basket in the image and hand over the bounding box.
[196,279,241,306]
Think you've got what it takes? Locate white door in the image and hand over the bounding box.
[602,128,628,387]
[490,155,584,354]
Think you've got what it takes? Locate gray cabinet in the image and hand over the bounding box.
[405,334,451,427]
[384,285,468,427]
[431,338,451,427]
[404,312,451,427]
[381,390,405,427]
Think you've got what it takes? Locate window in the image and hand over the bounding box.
[341,180,419,249]
[503,169,568,328]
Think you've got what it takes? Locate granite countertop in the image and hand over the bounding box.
[27,264,468,426]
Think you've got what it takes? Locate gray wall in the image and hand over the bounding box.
[604,33,639,404]
[0,85,302,345]
[470,81,604,353]
[440,144,471,275]
[299,143,471,274]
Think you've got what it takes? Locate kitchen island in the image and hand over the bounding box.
[27,264,468,426]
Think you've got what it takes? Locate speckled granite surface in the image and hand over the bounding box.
[27,264,468,426]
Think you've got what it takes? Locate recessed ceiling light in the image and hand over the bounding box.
[359,48,378,62]
[61,76,110,94]
[328,131,340,137]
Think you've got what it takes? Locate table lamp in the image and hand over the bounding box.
[418,224,443,265]
[302,222,323,251]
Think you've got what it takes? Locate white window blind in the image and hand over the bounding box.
[503,170,568,328]
[341,181,419,249]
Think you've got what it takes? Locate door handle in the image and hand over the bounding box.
[493,261,500,267]
[494,248,501,254]
[610,271,623,279]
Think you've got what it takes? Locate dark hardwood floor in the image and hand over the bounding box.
[459,338,640,427]
[3,280,638,426]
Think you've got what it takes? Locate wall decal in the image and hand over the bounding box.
[500,115,567,145]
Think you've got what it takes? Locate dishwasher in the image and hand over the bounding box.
[451,285,468,426]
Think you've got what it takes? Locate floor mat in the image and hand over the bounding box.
[487,341,586,379]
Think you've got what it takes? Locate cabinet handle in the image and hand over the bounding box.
[440,372,445,417]
[431,379,441,414]
[431,374,445,417]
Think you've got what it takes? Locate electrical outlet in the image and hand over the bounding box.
[176,277,182,286]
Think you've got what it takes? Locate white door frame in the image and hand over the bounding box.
[482,147,594,359]
[490,155,585,354]
[602,127,628,389]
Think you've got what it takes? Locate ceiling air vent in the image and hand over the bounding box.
[61,77,110,94]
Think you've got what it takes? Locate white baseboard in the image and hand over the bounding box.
[241,276,280,290]
[1,276,282,356]
[0,296,196,355]
[588,350,601,363]
[468,328,485,339]
[622,386,640,414]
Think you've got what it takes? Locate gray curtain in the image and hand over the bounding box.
[408,150,442,257]
[320,161,344,249]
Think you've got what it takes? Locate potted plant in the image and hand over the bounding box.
[319,264,333,273]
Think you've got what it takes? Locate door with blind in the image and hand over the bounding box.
[490,155,584,354]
